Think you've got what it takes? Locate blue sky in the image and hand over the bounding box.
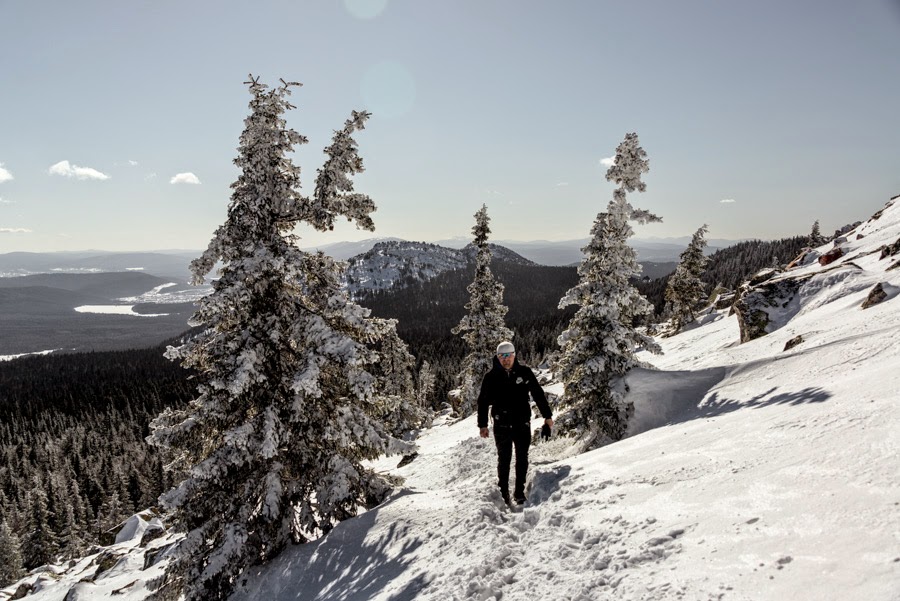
[1,0,899,252]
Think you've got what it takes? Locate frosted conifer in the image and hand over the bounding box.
[808,219,824,247]
[416,360,436,411]
[97,490,125,534]
[556,133,662,447]
[0,521,23,588]
[22,489,56,569]
[665,224,710,333]
[57,501,84,560]
[148,76,407,601]
[452,205,513,416]
[369,320,428,438]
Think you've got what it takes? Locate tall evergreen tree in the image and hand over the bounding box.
[665,224,710,333]
[373,321,416,399]
[451,205,514,416]
[97,490,125,535]
[369,320,427,438]
[416,360,437,410]
[0,520,23,588]
[556,132,662,448]
[148,76,407,601]
[808,219,824,247]
[22,489,56,570]
[57,502,84,560]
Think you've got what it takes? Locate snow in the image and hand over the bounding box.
[8,199,900,600]
[73,305,169,317]
[116,282,211,304]
[0,349,59,361]
[114,513,165,546]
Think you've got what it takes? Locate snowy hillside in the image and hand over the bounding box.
[344,240,534,294]
[6,199,899,601]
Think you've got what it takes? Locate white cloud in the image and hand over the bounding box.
[170,172,201,185]
[0,227,31,234]
[128,160,139,166]
[720,198,737,204]
[48,160,110,181]
[0,197,12,205]
[599,157,615,168]
[0,163,13,183]
[556,182,569,187]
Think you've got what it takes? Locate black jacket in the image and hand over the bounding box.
[477,356,552,428]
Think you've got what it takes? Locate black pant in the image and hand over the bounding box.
[494,422,531,498]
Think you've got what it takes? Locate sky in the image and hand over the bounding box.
[1,0,899,253]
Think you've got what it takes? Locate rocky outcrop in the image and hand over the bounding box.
[713,291,736,310]
[786,249,812,270]
[818,247,844,266]
[879,237,900,260]
[861,283,888,309]
[343,240,534,295]
[733,276,807,343]
[783,335,804,351]
[9,582,33,600]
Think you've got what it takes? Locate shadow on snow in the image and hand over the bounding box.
[625,364,833,437]
[233,490,428,601]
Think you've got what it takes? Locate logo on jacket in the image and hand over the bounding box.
[516,377,524,385]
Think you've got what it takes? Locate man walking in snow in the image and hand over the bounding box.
[478,341,553,505]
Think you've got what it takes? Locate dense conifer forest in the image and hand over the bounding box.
[356,260,579,406]
[0,345,195,571]
[636,235,808,314]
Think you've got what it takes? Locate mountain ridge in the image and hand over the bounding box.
[345,240,535,294]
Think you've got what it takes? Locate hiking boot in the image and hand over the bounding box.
[514,494,526,505]
[500,491,511,505]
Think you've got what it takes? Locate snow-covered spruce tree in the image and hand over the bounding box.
[556,132,662,448]
[96,490,126,536]
[56,500,84,560]
[808,219,824,247]
[22,488,56,570]
[416,360,436,410]
[147,77,409,601]
[368,319,428,438]
[452,204,514,416]
[664,224,709,334]
[0,520,23,588]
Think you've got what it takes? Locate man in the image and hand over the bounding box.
[477,341,553,505]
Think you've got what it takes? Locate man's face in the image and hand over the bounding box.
[498,352,515,370]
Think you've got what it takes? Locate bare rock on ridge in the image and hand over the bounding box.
[733,275,807,343]
[861,283,888,309]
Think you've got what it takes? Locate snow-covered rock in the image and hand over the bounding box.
[344,240,534,294]
[733,197,900,343]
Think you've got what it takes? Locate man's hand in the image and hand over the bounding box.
[479,427,489,438]
[545,418,553,428]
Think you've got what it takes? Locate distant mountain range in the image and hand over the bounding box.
[304,236,739,265]
[0,238,693,354]
[344,240,535,294]
[0,250,197,280]
[0,235,741,278]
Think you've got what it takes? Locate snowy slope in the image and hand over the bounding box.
[7,199,899,601]
[233,194,900,598]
